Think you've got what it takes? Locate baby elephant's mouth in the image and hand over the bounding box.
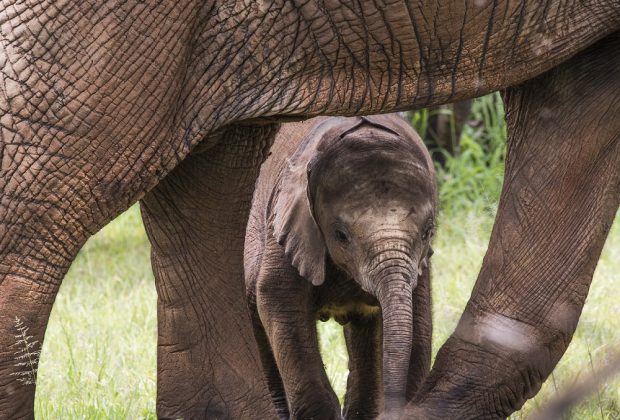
[317,302,381,325]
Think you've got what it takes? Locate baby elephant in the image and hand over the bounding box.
[244,115,436,420]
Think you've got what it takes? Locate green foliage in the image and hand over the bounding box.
[407,107,430,139]
[409,93,507,218]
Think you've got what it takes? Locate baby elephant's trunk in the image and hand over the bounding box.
[376,269,415,416]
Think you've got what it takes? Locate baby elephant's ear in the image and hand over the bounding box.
[271,160,326,286]
[420,245,434,273]
[427,245,434,259]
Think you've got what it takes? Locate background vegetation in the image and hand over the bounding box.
[35,95,619,418]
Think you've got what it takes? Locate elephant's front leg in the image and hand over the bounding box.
[342,316,382,420]
[255,262,341,420]
[247,291,290,420]
[407,34,620,418]
[140,123,279,419]
[406,262,432,401]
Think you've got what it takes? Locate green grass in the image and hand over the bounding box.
[35,96,619,418]
[35,207,157,419]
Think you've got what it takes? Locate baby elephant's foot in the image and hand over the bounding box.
[343,408,379,420]
[290,392,342,420]
[291,406,342,420]
[376,409,403,420]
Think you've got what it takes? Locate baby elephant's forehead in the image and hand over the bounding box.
[308,115,436,228]
[315,148,432,194]
[318,167,433,205]
[335,121,430,165]
[329,196,432,227]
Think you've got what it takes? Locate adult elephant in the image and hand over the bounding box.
[0,1,617,418]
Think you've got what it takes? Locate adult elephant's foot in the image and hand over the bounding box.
[406,318,560,418]
[404,33,620,418]
[141,123,279,419]
[0,276,55,419]
[289,391,342,420]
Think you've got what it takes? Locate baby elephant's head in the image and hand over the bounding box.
[272,116,436,413]
[307,121,435,295]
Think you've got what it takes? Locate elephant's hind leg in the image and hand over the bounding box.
[0,196,82,419]
[0,131,174,418]
[140,123,279,419]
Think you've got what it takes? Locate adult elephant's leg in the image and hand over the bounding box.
[0,124,177,418]
[408,34,620,418]
[140,123,279,419]
[0,179,95,419]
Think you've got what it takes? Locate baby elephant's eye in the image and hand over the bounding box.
[422,224,434,241]
[334,229,350,244]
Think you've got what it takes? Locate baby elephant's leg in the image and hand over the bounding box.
[407,263,432,400]
[256,266,341,420]
[343,316,382,420]
[247,291,290,419]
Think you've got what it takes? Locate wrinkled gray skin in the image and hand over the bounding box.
[245,115,436,420]
[0,1,618,419]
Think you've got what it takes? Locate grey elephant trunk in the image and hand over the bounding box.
[375,269,415,416]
